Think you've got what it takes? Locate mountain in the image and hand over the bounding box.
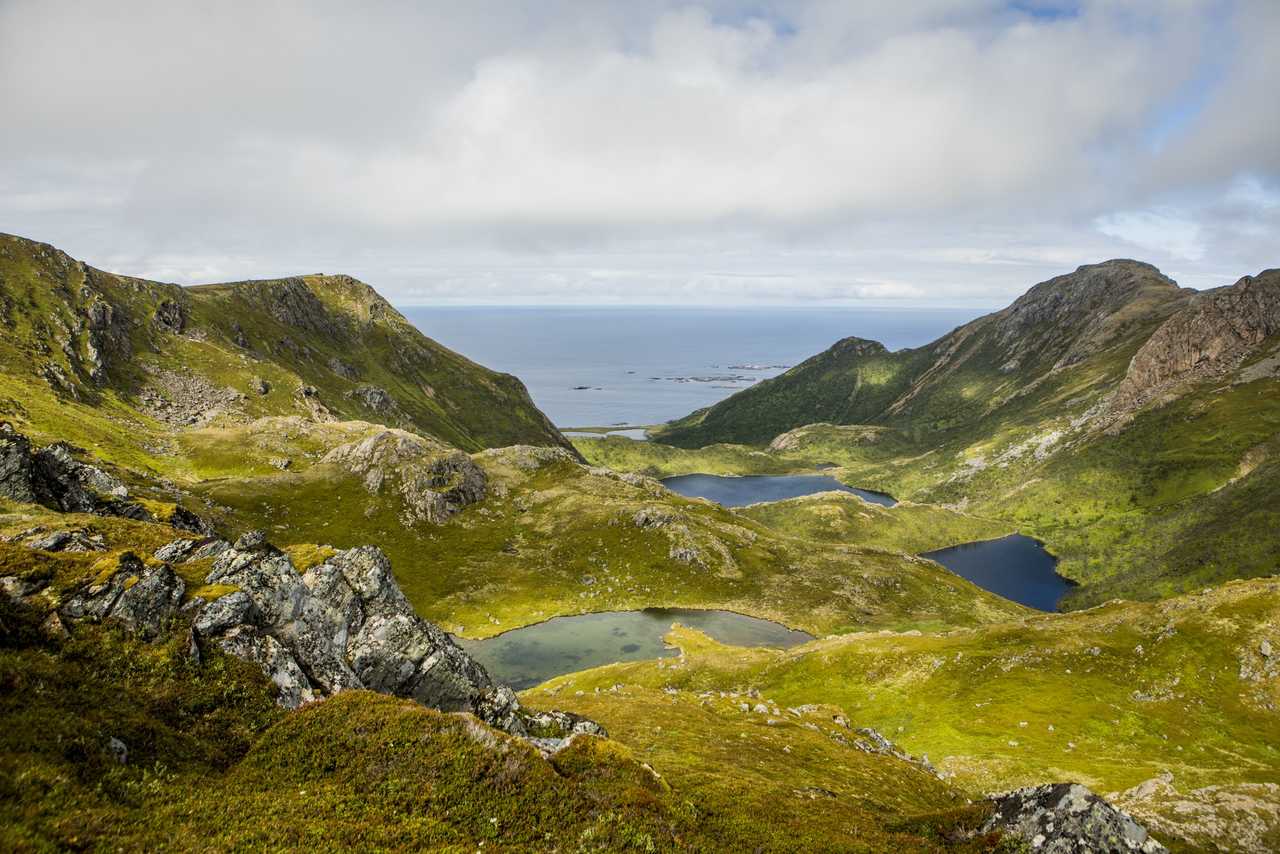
[625,262,1280,607]
[0,232,573,454]
[657,260,1196,447]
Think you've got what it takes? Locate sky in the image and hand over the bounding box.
[1,0,1277,307]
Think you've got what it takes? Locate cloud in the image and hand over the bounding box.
[0,0,1276,304]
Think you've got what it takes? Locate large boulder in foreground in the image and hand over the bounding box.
[983,782,1167,853]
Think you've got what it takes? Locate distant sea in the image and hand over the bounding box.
[401,307,982,429]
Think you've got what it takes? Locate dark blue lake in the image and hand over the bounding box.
[661,473,897,508]
[456,608,812,690]
[921,534,1072,612]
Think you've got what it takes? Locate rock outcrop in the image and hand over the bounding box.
[983,782,1167,853]
[60,553,186,641]
[323,429,487,525]
[12,529,603,750]
[0,425,209,533]
[0,424,38,503]
[1112,269,1280,416]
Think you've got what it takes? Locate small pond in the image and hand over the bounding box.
[456,608,813,690]
[921,534,1073,612]
[661,473,897,508]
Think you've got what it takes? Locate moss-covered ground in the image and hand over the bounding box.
[530,578,1280,852]
[188,438,1025,638]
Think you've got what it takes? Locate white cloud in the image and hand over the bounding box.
[1095,210,1205,261]
[0,0,1276,305]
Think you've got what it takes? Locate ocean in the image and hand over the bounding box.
[401,306,982,429]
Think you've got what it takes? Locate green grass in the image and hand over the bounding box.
[193,445,1027,638]
[530,577,1280,852]
[0,558,1007,853]
[739,494,1010,554]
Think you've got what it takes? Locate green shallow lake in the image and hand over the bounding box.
[455,608,813,690]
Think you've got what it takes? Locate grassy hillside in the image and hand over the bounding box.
[174,424,1027,637]
[531,578,1280,852]
[657,261,1190,448]
[0,509,1007,853]
[609,263,1280,609]
[0,232,571,454]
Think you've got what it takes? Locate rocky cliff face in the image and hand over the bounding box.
[1112,269,1280,416]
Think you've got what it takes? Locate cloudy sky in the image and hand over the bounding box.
[1,0,1277,306]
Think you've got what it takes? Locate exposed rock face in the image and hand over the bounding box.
[987,260,1187,372]
[323,429,487,525]
[31,442,125,512]
[1112,270,1280,416]
[176,535,595,745]
[152,299,186,334]
[0,425,38,503]
[60,554,186,641]
[345,383,396,414]
[0,426,211,533]
[26,529,600,747]
[983,783,1167,853]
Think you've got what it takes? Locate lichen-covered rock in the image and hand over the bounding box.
[60,554,185,640]
[216,625,317,709]
[25,529,106,552]
[0,424,37,503]
[983,782,1167,853]
[323,429,487,525]
[189,540,562,740]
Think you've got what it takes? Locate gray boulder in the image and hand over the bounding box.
[60,555,185,640]
[188,539,581,742]
[983,783,1167,853]
[0,425,37,503]
[26,529,106,552]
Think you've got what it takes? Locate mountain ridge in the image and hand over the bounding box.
[0,232,575,456]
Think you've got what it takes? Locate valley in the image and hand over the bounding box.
[1,233,1277,851]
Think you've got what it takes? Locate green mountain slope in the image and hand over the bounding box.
[641,262,1280,607]
[0,232,572,454]
[658,260,1192,447]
